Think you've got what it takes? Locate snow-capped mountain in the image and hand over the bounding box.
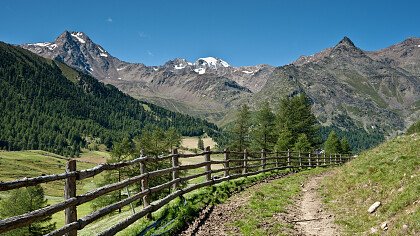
[20,32,419,134]
[21,31,274,122]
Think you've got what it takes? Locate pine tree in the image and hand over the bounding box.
[276,93,318,148]
[275,129,293,151]
[230,104,251,151]
[340,137,351,154]
[293,133,312,153]
[197,136,205,150]
[251,101,277,151]
[165,127,181,152]
[324,131,341,154]
[0,185,56,236]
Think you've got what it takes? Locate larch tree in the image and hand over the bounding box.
[230,104,251,152]
[251,101,277,151]
[324,131,341,154]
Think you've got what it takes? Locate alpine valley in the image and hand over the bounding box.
[20,31,420,147]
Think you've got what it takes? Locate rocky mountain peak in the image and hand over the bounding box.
[337,36,356,48]
[330,36,366,58]
[195,57,230,69]
[401,37,420,47]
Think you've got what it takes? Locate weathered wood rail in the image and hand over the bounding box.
[0,148,352,235]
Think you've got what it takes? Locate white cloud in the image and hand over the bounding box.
[106,17,113,23]
[138,32,151,39]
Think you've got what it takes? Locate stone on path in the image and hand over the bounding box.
[368,201,381,213]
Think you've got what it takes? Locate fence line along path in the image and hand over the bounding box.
[0,148,352,236]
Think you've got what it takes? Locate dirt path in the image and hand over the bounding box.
[178,172,340,236]
[293,173,340,236]
[178,174,288,236]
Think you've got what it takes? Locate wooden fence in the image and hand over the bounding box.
[0,148,352,236]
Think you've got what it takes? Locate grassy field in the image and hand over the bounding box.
[181,136,217,150]
[0,141,225,234]
[322,134,420,235]
[0,150,103,230]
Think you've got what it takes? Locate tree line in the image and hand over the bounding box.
[223,93,352,154]
[0,42,219,157]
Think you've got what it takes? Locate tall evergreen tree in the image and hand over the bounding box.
[275,129,293,151]
[229,104,251,151]
[165,127,181,152]
[0,185,56,236]
[197,136,205,150]
[293,133,312,153]
[251,101,277,151]
[340,137,351,154]
[276,93,319,148]
[324,131,341,154]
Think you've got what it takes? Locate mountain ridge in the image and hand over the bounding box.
[0,41,219,156]
[20,33,420,140]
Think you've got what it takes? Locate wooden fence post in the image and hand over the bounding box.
[224,149,229,177]
[308,153,311,167]
[323,153,326,165]
[334,154,337,164]
[65,159,77,236]
[243,149,248,174]
[329,154,332,165]
[275,151,279,167]
[205,146,211,181]
[139,150,151,219]
[261,149,266,170]
[339,154,342,164]
[172,148,179,190]
[316,153,319,166]
[287,149,291,167]
[299,152,302,167]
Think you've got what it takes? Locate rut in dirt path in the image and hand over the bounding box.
[293,173,340,236]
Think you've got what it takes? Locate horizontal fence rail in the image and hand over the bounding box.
[0,148,353,235]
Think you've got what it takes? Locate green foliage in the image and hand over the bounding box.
[251,101,277,151]
[406,120,420,134]
[324,131,341,154]
[319,126,384,153]
[229,104,251,151]
[165,127,181,152]
[293,133,311,153]
[197,136,204,150]
[0,42,219,156]
[274,129,293,151]
[92,125,181,211]
[123,171,289,236]
[340,137,351,154]
[0,185,56,236]
[276,94,319,148]
[322,135,420,235]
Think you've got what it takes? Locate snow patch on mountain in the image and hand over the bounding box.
[174,64,186,69]
[100,53,108,57]
[71,32,86,44]
[27,42,57,50]
[196,57,230,68]
[194,68,206,74]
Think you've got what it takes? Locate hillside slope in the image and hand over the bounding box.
[22,33,420,151]
[0,42,219,156]
[322,134,419,235]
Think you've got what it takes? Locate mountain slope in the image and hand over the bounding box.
[22,33,420,143]
[0,42,219,156]
[247,37,420,135]
[21,31,274,121]
[322,134,419,235]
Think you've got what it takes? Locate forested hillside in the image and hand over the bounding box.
[0,42,219,156]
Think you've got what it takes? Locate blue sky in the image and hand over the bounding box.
[1,0,420,66]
